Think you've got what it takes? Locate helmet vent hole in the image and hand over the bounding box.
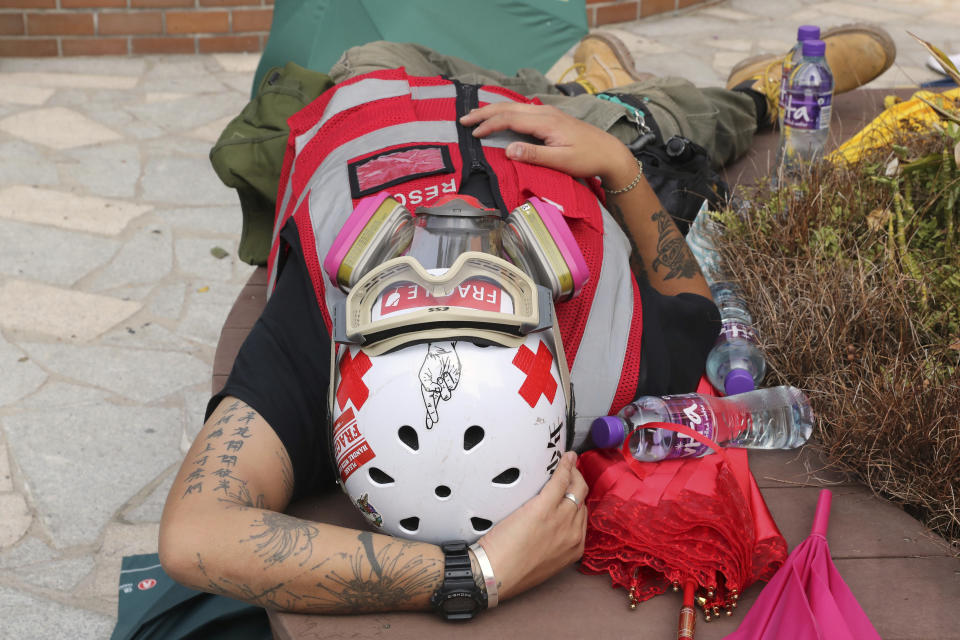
[399,517,420,533]
[435,485,451,498]
[491,468,520,485]
[470,517,493,533]
[463,425,485,451]
[397,425,419,451]
[368,467,395,485]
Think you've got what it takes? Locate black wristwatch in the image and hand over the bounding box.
[430,541,487,621]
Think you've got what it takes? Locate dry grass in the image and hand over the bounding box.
[713,137,960,550]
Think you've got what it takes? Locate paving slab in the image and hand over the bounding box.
[0,106,123,150]
[0,492,32,548]
[0,332,47,408]
[0,71,139,90]
[0,280,141,342]
[158,205,246,236]
[19,342,209,404]
[17,382,114,412]
[0,219,118,286]
[141,154,238,206]
[0,83,55,106]
[145,283,188,320]
[0,141,59,187]
[0,536,56,570]
[57,143,141,199]
[0,185,150,235]
[16,555,95,591]
[87,224,173,292]
[2,403,180,547]
[0,585,113,640]
[121,467,176,524]
[0,442,12,493]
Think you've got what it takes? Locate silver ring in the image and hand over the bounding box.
[563,492,579,507]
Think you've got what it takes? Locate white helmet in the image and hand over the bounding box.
[329,252,572,544]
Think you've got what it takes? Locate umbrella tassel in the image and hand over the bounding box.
[627,567,640,610]
[678,579,697,639]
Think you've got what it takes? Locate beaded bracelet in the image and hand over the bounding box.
[603,158,644,195]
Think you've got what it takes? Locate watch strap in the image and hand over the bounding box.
[431,541,487,620]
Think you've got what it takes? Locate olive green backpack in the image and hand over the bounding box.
[210,62,333,265]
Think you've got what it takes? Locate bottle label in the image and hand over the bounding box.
[716,320,759,346]
[783,90,831,130]
[660,395,717,459]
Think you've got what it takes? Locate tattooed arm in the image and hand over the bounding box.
[159,397,586,613]
[461,103,711,299]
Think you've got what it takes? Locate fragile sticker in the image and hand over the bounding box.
[333,406,376,483]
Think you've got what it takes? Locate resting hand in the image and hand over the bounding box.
[475,451,588,600]
[460,102,637,190]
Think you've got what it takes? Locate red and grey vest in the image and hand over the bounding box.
[268,68,643,447]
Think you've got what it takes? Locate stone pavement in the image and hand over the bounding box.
[0,1,956,638]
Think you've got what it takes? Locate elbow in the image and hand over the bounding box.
[158,513,201,588]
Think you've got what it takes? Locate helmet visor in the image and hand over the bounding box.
[333,252,553,355]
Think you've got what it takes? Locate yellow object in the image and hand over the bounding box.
[830,88,960,164]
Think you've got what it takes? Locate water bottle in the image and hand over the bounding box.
[776,39,834,183]
[685,201,724,284]
[591,386,813,462]
[705,282,767,395]
[777,25,821,132]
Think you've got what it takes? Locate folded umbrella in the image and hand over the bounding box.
[724,489,881,640]
[578,410,788,623]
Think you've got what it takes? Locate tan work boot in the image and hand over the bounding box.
[566,32,647,94]
[726,23,897,126]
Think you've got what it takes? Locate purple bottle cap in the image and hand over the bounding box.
[797,25,820,41]
[724,369,756,396]
[802,39,826,58]
[591,416,626,449]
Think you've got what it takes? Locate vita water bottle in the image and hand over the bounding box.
[591,386,814,462]
[705,282,767,395]
[686,207,769,395]
[776,39,834,182]
[777,25,821,132]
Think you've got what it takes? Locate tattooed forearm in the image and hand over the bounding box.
[650,208,701,280]
[245,512,319,567]
[607,200,650,286]
[196,552,304,610]
[303,533,442,612]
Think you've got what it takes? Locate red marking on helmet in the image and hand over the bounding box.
[337,350,372,410]
[138,578,157,591]
[512,340,557,407]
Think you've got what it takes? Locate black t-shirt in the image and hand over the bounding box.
[209,220,720,500]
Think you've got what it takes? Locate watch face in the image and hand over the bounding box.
[441,593,480,616]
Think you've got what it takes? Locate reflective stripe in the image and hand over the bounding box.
[568,204,634,449]
[295,78,412,154]
[411,84,457,100]
[478,89,515,105]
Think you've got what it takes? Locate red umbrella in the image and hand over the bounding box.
[724,489,881,640]
[577,391,788,624]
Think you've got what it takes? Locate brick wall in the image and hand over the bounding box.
[0,0,714,57]
[587,0,715,26]
[0,0,273,57]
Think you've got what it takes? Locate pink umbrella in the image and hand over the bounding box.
[725,489,881,640]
